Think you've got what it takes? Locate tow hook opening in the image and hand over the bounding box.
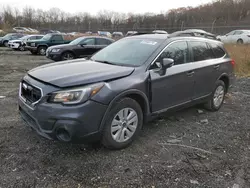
[56,128,71,142]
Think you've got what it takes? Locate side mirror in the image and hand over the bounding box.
[155,58,174,76]
[81,43,87,47]
[162,58,174,69]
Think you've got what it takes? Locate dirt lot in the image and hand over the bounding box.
[0,47,250,188]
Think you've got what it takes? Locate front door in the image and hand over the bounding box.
[149,41,195,112]
[75,38,96,58]
[49,35,64,46]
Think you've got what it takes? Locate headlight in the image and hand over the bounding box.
[31,43,36,47]
[51,49,60,53]
[48,82,105,104]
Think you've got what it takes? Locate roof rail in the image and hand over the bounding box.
[169,30,217,40]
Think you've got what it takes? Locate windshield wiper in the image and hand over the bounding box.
[92,59,117,65]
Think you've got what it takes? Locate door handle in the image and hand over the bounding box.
[214,65,220,70]
[186,71,195,77]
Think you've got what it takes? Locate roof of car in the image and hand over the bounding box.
[128,34,169,40]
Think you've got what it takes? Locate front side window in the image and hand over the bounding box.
[227,31,235,36]
[156,41,189,65]
[190,41,214,62]
[51,35,63,41]
[234,31,243,35]
[80,38,95,45]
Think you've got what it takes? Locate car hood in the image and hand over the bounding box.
[27,39,43,43]
[28,59,135,88]
[8,39,21,43]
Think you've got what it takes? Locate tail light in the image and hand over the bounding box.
[231,59,235,67]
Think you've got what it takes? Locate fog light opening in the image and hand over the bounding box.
[56,128,71,142]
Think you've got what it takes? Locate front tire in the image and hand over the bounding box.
[19,45,25,51]
[204,80,226,111]
[102,98,143,149]
[38,46,47,55]
[61,52,75,61]
[237,39,243,44]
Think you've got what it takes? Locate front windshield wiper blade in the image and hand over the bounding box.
[92,59,117,65]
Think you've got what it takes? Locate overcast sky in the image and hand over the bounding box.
[0,0,213,15]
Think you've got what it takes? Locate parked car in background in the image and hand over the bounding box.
[19,34,234,149]
[0,33,26,47]
[46,36,114,61]
[126,31,138,36]
[39,29,56,34]
[98,31,112,38]
[8,34,44,51]
[112,32,124,38]
[217,30,250,44]
[13,27,30,33]
[171,30,217,39]
[152,30,168,34]
[25,33,75,55]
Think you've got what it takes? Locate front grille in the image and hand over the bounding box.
[20,81,42,104]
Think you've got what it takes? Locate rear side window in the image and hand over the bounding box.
[96,38,112,45]
[190,41,214,62]
[210,43,226,58]
[156,41,189,65]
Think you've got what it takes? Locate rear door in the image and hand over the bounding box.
[95,38,113,52]
[189,41,221,99]
[149,41,195,112]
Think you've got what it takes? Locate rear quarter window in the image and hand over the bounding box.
[189,41,214,62]
[209,43,226,58]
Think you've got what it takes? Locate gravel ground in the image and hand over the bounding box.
[0,48,250,188]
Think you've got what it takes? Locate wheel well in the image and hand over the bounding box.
[62,50,75,56]
[219,75,229,92]
[38,45,47,49]
[125,93,148,120]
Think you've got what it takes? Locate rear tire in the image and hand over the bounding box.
[102,98,143,150]
[3,41,8,47]
[204,80,226,111]
[38,46,47,55]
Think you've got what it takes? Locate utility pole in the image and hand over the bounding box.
[181,21,184,31]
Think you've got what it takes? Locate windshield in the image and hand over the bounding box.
[42,34,52,40]
[70,37,85,45]
[91,38,161,66]
[3,34,12,39]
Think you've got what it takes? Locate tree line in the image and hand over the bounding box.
[1,0,250,34]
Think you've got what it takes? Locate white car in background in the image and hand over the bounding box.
[217,30,250,44]
[8,35,43,51]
